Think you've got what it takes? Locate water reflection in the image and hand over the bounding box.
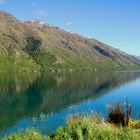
[0,71,140,136]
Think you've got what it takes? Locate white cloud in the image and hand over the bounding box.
[0,0,4,4]
[66,22,72,25]
[35,10,47,17]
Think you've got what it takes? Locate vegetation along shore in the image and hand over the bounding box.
[2,101,140,140]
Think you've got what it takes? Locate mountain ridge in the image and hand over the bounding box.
[0,11,139,71]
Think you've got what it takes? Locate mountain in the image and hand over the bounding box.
[135,56,140,61]
[0,11,139,71]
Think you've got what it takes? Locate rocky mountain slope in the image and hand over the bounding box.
[0,10,139,71]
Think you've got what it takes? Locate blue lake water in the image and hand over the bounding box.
[0,71,140,137]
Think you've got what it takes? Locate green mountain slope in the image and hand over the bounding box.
[0,11,139,71]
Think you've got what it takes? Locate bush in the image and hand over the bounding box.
[53,114,139,140]
[108,99,131,127]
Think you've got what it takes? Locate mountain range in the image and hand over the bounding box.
[0,11,139,71]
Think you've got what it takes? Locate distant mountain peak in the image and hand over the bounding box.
[0,10,17,22]
[24,19,60,30]
[135,56,140,60]
[25,20,46,26]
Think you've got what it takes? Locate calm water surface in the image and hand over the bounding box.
[0,71,140,137]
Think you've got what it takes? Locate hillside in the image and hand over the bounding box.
[0,11,139,71]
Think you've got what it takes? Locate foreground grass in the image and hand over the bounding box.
[3,115,140,140]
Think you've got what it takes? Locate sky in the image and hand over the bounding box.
[0,0,140,55]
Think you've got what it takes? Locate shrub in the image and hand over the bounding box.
[108,99,131,127]
[129,120,140,129]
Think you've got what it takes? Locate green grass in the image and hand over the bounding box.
[3,115,140,140]
[0,56,40,72]
[2,129,50,140]
[0,49,138,72]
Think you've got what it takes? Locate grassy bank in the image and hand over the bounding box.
[3,114,140,140]
[3,101,140,140]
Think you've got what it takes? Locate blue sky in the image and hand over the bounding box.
[0,0,140,55]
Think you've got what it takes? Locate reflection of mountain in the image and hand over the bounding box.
[0,71,140,130]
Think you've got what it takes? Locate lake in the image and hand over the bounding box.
[0,71,140,137]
